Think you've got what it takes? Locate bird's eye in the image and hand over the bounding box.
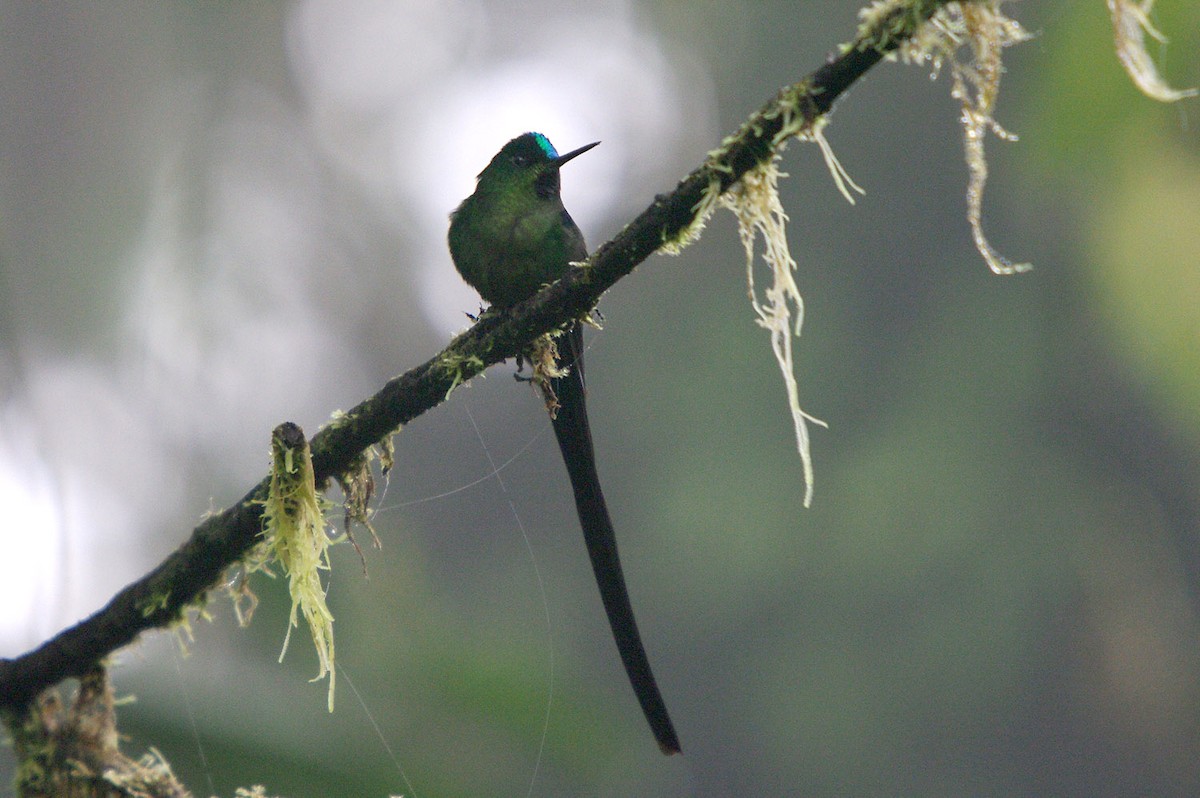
[511,154,530,167]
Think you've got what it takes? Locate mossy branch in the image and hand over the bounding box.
[0,0,963,724]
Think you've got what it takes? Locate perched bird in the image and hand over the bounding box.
[448,132,681,755]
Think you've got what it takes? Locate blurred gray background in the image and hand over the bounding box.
[2,1,1199,795]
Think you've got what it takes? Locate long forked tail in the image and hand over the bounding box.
[546,324,681,755]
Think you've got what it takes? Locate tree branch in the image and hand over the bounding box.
[0,0,951,717]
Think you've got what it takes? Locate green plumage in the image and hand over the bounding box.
[448,132,590,308]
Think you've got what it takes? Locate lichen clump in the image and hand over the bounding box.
[11,668,189,798]
[259,422,337,712]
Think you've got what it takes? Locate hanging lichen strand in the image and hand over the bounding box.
[259,422,337,712]
[881,0,1034,274]
[721,154,830,509]
[1108,0,1198,102]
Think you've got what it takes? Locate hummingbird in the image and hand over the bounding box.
[448,132,681,755]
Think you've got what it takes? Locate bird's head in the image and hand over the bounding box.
[474,132,599,200]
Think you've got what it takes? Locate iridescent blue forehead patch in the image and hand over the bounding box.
[531,132,558,159]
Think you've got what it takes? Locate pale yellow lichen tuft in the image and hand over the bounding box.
[720,157,828,508]
[102,747,185,796]
[659,172,725,256]
[168,605,210,656]
[235,787,285,798]
[529,331,567,417]
[260,422,337,712]
[377,433,396,475]
[805,119,866,205]
[857,0,947,55]
[1108,0,1198,102]
[440,351,487,398]
[898,1,1033,274]
[228,568,262,628]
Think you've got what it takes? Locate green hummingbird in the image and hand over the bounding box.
[448,132,681,755]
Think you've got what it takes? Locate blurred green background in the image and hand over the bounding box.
[2,1,1199,796]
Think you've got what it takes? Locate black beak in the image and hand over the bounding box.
[552,140,600,167]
